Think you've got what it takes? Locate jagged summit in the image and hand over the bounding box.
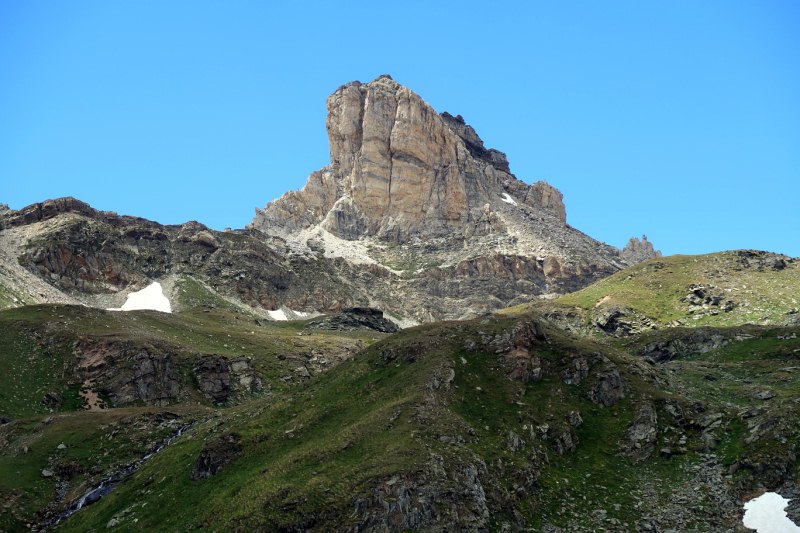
[242,76,647,316]
[621,234,662,264]
[250,75,567,242]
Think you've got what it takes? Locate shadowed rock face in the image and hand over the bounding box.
[251,75,567,242]
[74,338,181,407]
[306,307,400,333]
[193,356,262,404]
[191,433,242,480]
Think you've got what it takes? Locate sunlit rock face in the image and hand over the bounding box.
[251,75,566,242]
[245,75,641,321]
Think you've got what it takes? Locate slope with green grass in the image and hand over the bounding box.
[0,303,383,421]
[4,250,800,531]
[501,251,799,337]
[44,312,800,532]
[0,301,391,531]
[559,251,799,326]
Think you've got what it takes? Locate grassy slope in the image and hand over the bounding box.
[56,325,448,531]
[0,406,208,532]
[558,252,800,325]
[55,315,800,532]
[53,315,700,532]
[0,302,381,420]
[4,252,800,531]
[0,300,388,531]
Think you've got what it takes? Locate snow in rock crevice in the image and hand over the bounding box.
[107,282,172,313]
[500,193,518,206]
[743,492,800,532]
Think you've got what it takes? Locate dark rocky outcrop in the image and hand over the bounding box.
[193,356,263,404]
[681,284,736,316]
[620,403,658,461]
[352,454,489,532]
[594,305,654,337]
[306,307,399,333]
[1,197,100,229]
[74,338,181,407]
[42,391,64,408]
[589,366,626,407]
[191,433,242,480]
[639,328,737,363]
[734,250,793,271]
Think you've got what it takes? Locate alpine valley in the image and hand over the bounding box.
[1,76,799,532]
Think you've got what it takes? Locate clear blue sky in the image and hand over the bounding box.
[1,1,798,256]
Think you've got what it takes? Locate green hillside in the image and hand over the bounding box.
[559,251,798,326]
[3,252,800,531]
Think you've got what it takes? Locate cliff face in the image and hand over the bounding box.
[251,75,566,242]
[246,75,631,317]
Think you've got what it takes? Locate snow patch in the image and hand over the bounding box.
[108,282,171,313]
[500,193,518,206]
[267,309,288,321]
[267,309,314,321]
[743,492,800,532]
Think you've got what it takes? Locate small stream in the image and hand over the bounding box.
[44,423,192,529]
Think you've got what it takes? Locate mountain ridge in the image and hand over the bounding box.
[0,77,664,322]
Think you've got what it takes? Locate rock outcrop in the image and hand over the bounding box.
[193,356,263,404]
[191,433,242,480]
[621,235,662,264]
[306,307,399,333]
[246,75,636,318]
[74,338,181,407]
[252,75,566,242]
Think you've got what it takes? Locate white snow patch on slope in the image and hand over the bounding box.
[267,309,288,321]
[267,308,317,321]
[108,282,172,313]
[500,193,518,206]
[743,492,800,532]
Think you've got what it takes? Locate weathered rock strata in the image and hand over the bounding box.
[253,75,567,242]
[247,75,635,317]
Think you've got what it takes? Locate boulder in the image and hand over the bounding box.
[191,433,242,480]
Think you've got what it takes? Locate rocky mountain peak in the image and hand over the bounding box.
[621,234,662,264]
[251,75,567,242]
[1,197,97,230]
